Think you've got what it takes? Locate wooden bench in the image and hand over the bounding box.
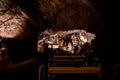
[39,55,101,80]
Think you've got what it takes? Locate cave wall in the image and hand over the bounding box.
[3,0,120,61]
[10,0,104,36]
[37,0,102,33]
[0,0,104,60]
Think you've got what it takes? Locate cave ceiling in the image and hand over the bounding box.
[1,0,107,39]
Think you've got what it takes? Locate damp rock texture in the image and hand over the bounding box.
[0,0,36,40]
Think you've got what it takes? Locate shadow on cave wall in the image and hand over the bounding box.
[10,0,104,36]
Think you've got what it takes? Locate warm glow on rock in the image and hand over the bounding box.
[0,0,29,39]
[38,29,96,54]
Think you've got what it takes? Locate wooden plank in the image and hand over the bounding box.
[52,59,86,62]
[48,66,100,74]
[53,55,86,59]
